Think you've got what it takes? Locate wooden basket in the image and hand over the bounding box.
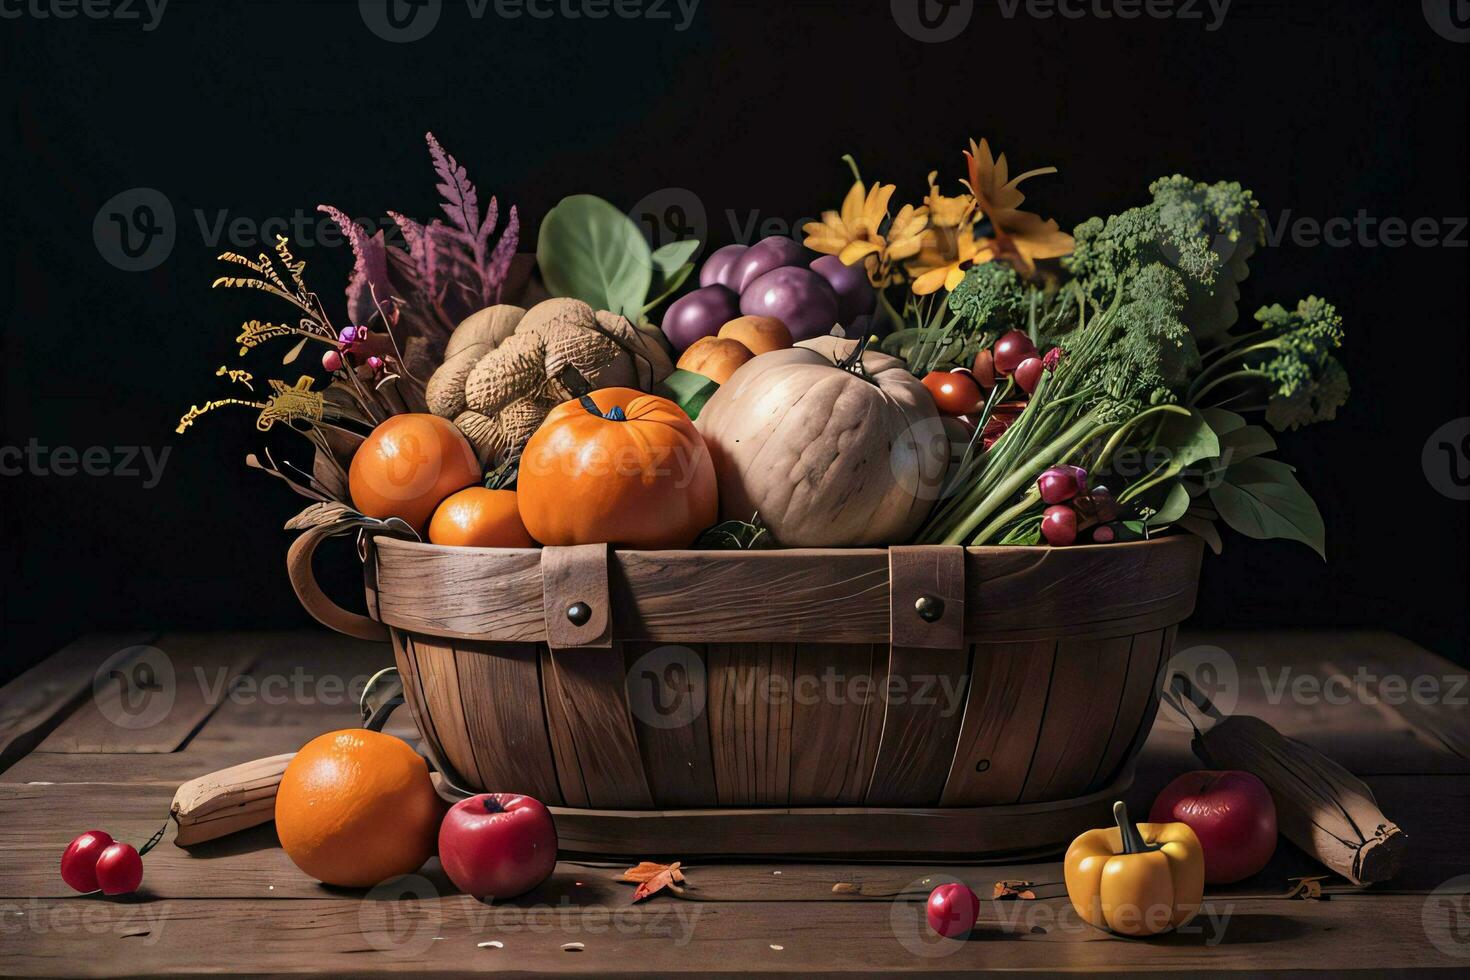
[288,532,1203,859]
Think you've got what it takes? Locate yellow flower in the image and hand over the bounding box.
[963,138,1075,276]
[909,224,995,295]
[804,181,928,287]
[923,170,976,230]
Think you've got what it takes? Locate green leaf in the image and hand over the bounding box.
[1176,512,1224,555]
[1201,407,1246,436]
[650,239,700,277]
[654,368,720,421]
[1209,456,1326,559]
[642,261,696,314]
[537,195,653,319]
[1122,408,1219,501]
[1150,481,1191,526]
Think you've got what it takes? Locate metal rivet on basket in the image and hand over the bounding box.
[566,602,592,627]
[915,595,944,623]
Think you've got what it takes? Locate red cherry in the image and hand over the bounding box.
[971,348,996,389]
[1041,505,1078,546]
[921,370,984,417]
[1013,356,1045,394]
[992,330,1037,376]
[94,842,143,896]
[926,883,980,939]
[61,830,114,893]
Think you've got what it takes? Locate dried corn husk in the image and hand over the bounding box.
[1164,677,1405,885]
[170,753,293,847]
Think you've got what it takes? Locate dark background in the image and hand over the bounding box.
[2,0,1467,681]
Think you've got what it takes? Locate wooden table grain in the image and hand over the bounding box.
[1,629,1467,976]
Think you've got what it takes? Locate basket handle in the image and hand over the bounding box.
[287,523,390,642]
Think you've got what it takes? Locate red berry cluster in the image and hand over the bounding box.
[60,830,144,896]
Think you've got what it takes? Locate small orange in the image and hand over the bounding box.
[677,336,755,385]
[717,315,793,356]
[428,487,537,548]
[275,729,443,888]
[349,414,481,532]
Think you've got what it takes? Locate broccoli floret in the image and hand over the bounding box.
[1067,176,1264,345]
[947,262,1026,331]
[1251,298,1349,431]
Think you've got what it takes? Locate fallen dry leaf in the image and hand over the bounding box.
[1285,876,1329,900]
[993,880,1037,901]
[620,861,687,903]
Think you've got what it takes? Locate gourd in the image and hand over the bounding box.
[696,337,947,547]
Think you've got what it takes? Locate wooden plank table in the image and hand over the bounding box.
[1,629,1467,976]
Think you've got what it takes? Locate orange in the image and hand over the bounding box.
[275,729,443,888]
[677,336,755,385]
[348,414,481,532]
[717,315,793,355]
[428,487,537,548]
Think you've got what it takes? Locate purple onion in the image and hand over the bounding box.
[699,244,749,290]
[1037,465,1088,505]
[660,284,741,351]
[739,266,840,342]
[731,236,809,293]
[810,255,875,326]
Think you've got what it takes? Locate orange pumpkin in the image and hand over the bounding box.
[349,414,481,533]
[428,487,537,548]
[518,388,717,549]
[718,315,793,355]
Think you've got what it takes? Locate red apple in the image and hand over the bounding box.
[438,794,557,901]
[60,830,114,893]
[926,883,980,939]
[1150,770,1278,883]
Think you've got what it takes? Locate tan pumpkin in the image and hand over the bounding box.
[696,336,947,547]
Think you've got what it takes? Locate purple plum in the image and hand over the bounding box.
[730,236,809,293]
[660,285,741,351]
[810,255,876,326]
[739,267,840,342]
[699,244,749,290]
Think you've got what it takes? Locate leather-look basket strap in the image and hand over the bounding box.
[540,543,614,649]
[888,545,966,650]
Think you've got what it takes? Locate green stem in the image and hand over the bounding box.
[1113,801,1150,854]
[1191,369,1269,408]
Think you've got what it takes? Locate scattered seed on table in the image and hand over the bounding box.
[478,941,503,949]
[561,943,585,952]
[770,945,784,951]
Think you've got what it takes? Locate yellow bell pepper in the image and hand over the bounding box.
[1064,801,1205,937]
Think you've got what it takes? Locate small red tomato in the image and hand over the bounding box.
[926,883,980,939]
[61,830,114,893]
[972,348,996,389]
[1041,505,1078,546]
[922,370,984,416]
[94,842,143,896]
[992,330,1037,376]
[1013,356,1045,394]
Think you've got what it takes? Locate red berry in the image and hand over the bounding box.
[94,842,143,896]
[322,349,344,373]
[926,883,980,939]
[972,348,996,389]
[60,831,114,893]
[1041,505,1078,546]
[992,330,1037,376]
[1013,356,1045,394]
